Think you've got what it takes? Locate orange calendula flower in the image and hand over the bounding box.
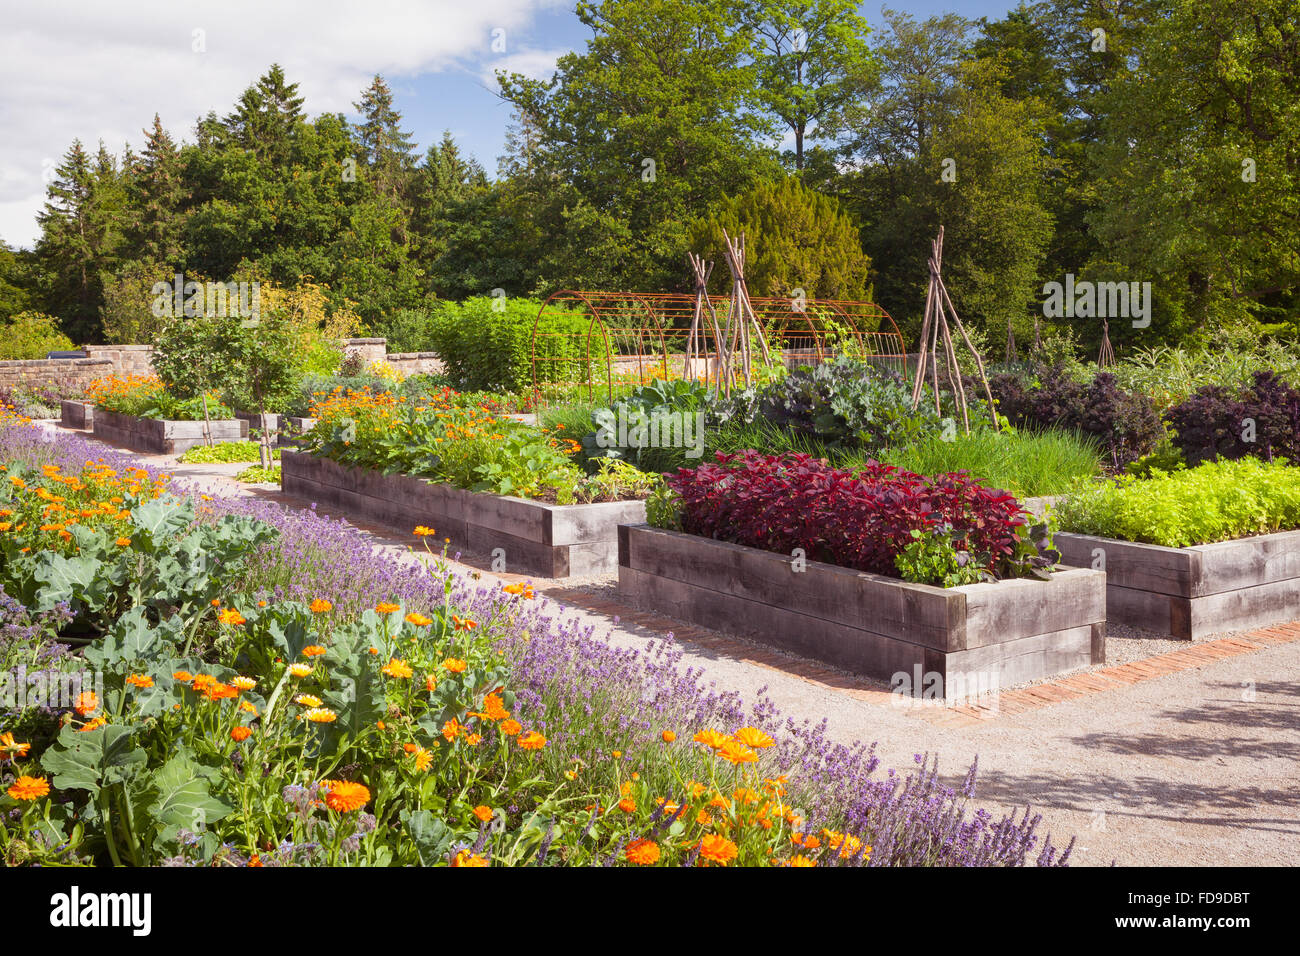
[481,693,509,721]
[516,731,546,750]
[74,691,99,717]
[452,851,488,867]
[413,525,437,536]
[500,719,522,736]
[718,740,759,765]
[6,775,50,801]
[294,694,323,708]
[125,674,154,689]
[472,805,494,823]
[733,726,775,749]
[230,676,257,691]
[217,608,246,627]
[441,719,461,741]
[230,726,253,742]
[618,797,636,814]
[441,658,467,673]
[693,729,728,750]
[78,716,107,732]
[413,748,433,772]
[323,780,370,813]
[0,732,31,761]
[309,599,333,614]
[382,658,413,679]
[302,645,327,657]
[172,670,193,683]
[375,602,400,614]
[625,839,660,865]
[303,707,337,723]
[288,663,313,678]
[115,537,132,547]
[405,612,432,627]
[697,834,739,866]
[785,855,817,867]
[662,730,676,743]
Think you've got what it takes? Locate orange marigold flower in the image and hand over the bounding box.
[662,730,676,743]
[692,729,728,750]
[294,694,323,708]
[375,602,400,614]
[303,707,337,723]
[230,726,253,742]
[78,716,107,732]
[125,674,154,688]
[309,599,332,614]
[172,670,193,683]
[288,663,313,678]
[323,780,370,812]
[481,693,509,721]
[625,839,660,865]
[733,726,775,749]
[405,612,432,627]
[442,718,461,741]
[302,645,327,657]
[414,748,433,772]
[6,775,50,801]
[382,658,413,679]
[115,537,131,547]
[618,797,636,814]
[0,732,31,761]
[413,525,436,536]
[441,657,467,673]
[500,719,521,736]
[785,855,817,867]
[216,608,246,626]
[472,805,494,822]
[516,731,546,750]
[74,691,99,717]
[230,676,257,691]
[452,851,488,867]
[697,834,739,866]
[718,740,759,765]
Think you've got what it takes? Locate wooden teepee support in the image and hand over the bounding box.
[1097,317,1116,368]
[714,229,772,397]
[910,227,999,432]
[1005,315,1018,363]
[684,252,719,383]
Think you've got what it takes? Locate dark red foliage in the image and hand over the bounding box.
[665,451,1027,578]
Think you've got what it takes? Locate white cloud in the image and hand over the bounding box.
[480,46,567,91]
[0,0,559,248]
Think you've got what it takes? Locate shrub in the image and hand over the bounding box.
[1166,370,1300,466]
[665,451,1053,584]
[582,379,710,472]
[1055,457,1300,547]
[0,312,74,360]
[153,314,300,414]
[426,297,590,393]
[987,365,1164,469]
[759,354,942,450]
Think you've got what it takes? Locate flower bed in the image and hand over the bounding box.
[281,450,645,577]
[1053,458,1300,638]
[92,407,248,455]
[619,524,1105,687]
[0,417,1076,867]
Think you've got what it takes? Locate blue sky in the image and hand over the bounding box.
[0,1,1020,249]
[396,1,1021,175]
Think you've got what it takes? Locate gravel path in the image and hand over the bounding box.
[44,422,1300,866]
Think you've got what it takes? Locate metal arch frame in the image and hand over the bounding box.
[530,291,908,400]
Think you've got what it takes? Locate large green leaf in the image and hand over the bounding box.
[40,724,146,795]
[84,606,176,667]
[129,497,195,546]
[143,754,234,844]
[402,810,454,866]
[30,552,105,612]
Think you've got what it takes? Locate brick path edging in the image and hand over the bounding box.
[551,590,1300,729]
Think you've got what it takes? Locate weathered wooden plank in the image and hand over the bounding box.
[1187,577,1300,638]
[1054,532,1198,596]
[943,625,1093,688]
[959,567,1105,648]
[1191,531,1300,596]
[620,524,963,650]
[618,566,931,680]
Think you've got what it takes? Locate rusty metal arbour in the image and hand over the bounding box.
[530,290,907,405]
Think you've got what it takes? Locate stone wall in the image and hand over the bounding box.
[82,344,155,377]
[386,351,445,376]
[341,338,387,367]
[0,357,115,393]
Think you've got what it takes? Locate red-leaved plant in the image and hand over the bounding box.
[665,451,1047,581]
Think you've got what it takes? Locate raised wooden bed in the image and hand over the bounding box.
[60,400,93,430]
[281,450,646,578]
[91,408,247,454]
[1055,530,1300,639]
[619,524,1106,691]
